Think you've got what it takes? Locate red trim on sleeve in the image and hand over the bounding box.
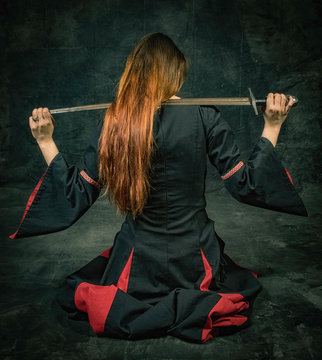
[284,168,294,185]
[116,248,134,293]
[80,170,102,190]
[201,292,249,343]
[9,169,48,239]
[221,161,244,180]
[100,246,112,259]
[200,248,213,291]
[74,282,117,335]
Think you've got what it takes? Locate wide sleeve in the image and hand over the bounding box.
[10,121,104,239]
[200,105,308,217]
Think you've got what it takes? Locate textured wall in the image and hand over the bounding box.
[0,0,321,192]
[1,3,321,358]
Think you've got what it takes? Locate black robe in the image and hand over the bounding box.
[10,105,307,343]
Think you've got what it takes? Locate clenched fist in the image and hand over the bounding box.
[29,107,59,165]
[261,93,294,128]
[29,107,55,144]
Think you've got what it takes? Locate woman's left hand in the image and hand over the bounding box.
[29,107,56,144]
[29,107,59,165]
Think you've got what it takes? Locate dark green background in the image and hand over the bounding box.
[1,1,321,359]
[1,0,321,188]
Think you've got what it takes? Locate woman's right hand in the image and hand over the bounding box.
[29,107,55,144]
[261,93,294,128]
[260,93,294,147]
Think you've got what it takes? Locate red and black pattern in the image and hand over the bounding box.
[10,106,307,342]
[59,239,260,342]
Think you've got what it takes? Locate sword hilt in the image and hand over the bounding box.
[248,88,298,115]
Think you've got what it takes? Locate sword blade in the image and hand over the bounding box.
[49,89,297,115]
[50,97,251,114]
[51,103,112,114]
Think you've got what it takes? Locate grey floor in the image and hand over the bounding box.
[1,182,321,360]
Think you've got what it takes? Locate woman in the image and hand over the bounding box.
[11,33,307,343]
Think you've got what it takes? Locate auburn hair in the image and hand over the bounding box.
[98,33,188,217]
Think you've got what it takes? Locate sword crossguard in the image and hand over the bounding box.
[248,88,259,115]
[248,88,298,115]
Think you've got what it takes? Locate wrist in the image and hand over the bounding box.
[263,122,281,133]
[261,125,280,147]
[263,115,283,129]
[36,138,59,166]
[37,137,54,148]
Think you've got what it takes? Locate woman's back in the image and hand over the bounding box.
[110,105,217,302]
[135,105,209,234]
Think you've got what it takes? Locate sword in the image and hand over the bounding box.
[50,88,298,116]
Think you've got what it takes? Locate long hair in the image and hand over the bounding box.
[98,33,188,217]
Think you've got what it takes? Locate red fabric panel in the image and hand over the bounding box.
[9,169,48,239]
[80,170,102,190]
[100,246,112,259]
[74,282,117,335]
[117,248,134,293]
[284,168,294,185]
[221,161,244,180]
[201,292,249,343]
[200,248,212,291]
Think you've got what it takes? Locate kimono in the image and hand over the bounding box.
[10,105,307,343]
